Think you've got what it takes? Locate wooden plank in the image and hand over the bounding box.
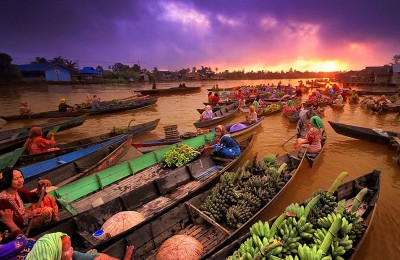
[155,166,191,195]
[186,202,231,235]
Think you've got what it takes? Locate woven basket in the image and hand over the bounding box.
[156,235,203,260]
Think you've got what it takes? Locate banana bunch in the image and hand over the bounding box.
[276,217,315,258]
[341,210,364,240]
[263,154,278,167]
[286,203,305,218]
[306,191,338,225]
[250,220,271,238]
[319,213,353,235]
[226,204,253,228]
[200,175,238,221]
[298,244,325,260]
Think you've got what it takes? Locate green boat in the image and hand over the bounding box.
[33,134,255,252]
[49,131,217,218]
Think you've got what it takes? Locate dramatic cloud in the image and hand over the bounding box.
[0,0,399,72]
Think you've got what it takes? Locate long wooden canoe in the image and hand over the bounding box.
[21,134,132,190]
[133,117,264,153]
[194,103,238,128]
[206,169,380,260]
[134,85,201,95]
[0,115,88,154]
[296,108,327,167]
[0,97,158,121]
[16,118,160,167]
[98,147,306,258]
[328,121,399,145]
[32,134,253,242]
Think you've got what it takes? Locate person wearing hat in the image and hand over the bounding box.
[58,99,73,112]
[295,116,324,153]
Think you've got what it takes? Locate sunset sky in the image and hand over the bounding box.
[1,0,399,72]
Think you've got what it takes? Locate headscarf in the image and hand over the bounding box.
[28,127,42,138]
[287,100,294,105]
[26,232,67,260]
[205,105,212,111]
[215,125,227,136]
[249,105,256,112]
[59,99,66,104]
[310,116,324,130]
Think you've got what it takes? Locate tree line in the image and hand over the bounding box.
[1,52,399,85]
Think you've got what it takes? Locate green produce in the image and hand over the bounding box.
[162,144,200,168]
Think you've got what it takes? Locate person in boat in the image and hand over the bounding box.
[295,115,324,153]
[211,92,220,103]
[332,94,343,105]
[208,125,241,159]
[246,105,258,124]
[350,91,360,103]
[91,95,101,110]
[58,98,73,112]
[238,96,246,107]
[0,209,36,259]
[283,100,297,113]
[207,92,214,102]
[200,105,213,121]
[19,102,32,115]
[0,167,59,231]
[26,232,134,260]
[23,127,60,155]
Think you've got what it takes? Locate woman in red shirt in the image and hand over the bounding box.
[0,167,58,230]
[23,127,60,155]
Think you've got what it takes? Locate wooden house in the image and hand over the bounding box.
[77,67,102,80]
[391,64,400,85]
[18,63,73,81]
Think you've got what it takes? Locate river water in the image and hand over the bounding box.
[0,80,399,259]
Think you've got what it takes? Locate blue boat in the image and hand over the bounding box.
[20,134,131,188]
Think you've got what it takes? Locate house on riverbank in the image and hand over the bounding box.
[337,64,399,87]
[18,63,74,82]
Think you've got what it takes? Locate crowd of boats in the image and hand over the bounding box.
[0,82,398,259]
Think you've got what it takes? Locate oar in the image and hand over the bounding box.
[46,125,60,137]
[25,185,46,237]
[282,133,297,146]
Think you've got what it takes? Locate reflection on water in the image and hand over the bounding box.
[0,80,399,259]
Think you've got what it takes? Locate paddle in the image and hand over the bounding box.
[46,125,60,137]
[25,184,46,237]
[282,133,297,146]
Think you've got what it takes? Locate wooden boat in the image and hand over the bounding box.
[207,87,234,91]
[328,121,399,145]
[33,135,254,245]
[0,115,88,154]
[134,85,201,95]
[16,118,160,167]
[21,134,132,190]
[98,147,306,258]
[296,108,327,167]
[194,103,238,128]
[0,97,158,121]
[205,169,380,260]
[331,103,345,110]
[133,117,264,153]
[356,89,399,96]
[203,101,236,106]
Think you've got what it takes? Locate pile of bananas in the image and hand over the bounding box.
[262,102,283,115]
[110,99,123,106]
[162,144,200,168]
[200,172,239,222]
[200,154,291,228]
[228,172,369,260]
